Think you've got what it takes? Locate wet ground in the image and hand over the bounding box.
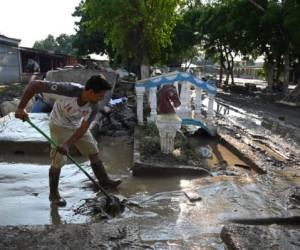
[1,133,299,248]
[0,89,299,248]
[0,135,249,226]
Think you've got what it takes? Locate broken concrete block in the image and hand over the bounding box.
[184,189,202,202]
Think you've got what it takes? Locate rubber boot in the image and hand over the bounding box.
[91,161,121,189]
[49,167,67,207]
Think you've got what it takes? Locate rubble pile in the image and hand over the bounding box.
[98,100,136,137]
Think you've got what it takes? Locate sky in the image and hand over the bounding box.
[0,0,81,47]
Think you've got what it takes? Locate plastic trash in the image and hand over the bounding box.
[198,146,212,159]
[109,97,127,105]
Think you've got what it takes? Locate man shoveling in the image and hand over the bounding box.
[15,75,121,207]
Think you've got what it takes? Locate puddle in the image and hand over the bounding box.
[0,162,93,225]
[194,94,300,149]
[0,135,253,227]
[0,135,298,248]
[188,136,249,171]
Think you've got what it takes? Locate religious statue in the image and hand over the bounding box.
[157,85,181,114]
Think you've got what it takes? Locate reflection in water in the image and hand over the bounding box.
[50,204,61,225]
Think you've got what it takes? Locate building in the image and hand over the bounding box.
[0,34,77,84]
[0,35,22,83]
[20,47,77,83]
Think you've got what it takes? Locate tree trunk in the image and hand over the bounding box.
[219,51,224,86]
[229,53,235,85]
[266,62,274,91]
[225,70,230,85]
[283,49,290,93]
[274,59,281,84]
[140,50,150,80]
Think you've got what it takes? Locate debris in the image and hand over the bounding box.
[234,164,250,170]
[198,146,212,159]
[184,190,202,202]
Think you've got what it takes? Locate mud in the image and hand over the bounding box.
[2,132,298,248]
[221,224,300,250]
[0,222,146,250]
[0,87,299,248]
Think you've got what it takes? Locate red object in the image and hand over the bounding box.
[157,85,181,114]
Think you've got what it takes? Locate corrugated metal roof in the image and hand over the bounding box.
[0,34,21,46]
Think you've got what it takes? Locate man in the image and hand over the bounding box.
[15,74,121,207]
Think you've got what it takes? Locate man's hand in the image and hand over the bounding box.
[15,108,29,121]
[56,143,70,155]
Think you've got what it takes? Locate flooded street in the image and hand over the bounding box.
[0,96,299,248]
[1,132,298,248]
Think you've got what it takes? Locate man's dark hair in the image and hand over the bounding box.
[85,74,111,92]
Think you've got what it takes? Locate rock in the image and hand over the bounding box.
[235,133,241,139]
[0,98,34,116]
[184,189,202,202]
[221,223,300,250]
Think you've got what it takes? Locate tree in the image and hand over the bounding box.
[245,0,300,90]
[193,2,241,85]
[72,0,111,58]
[83,0,184,78]
[56,34,77,55]
[33,34,77,55]
[33,35,57,51]
[161,3,201,68]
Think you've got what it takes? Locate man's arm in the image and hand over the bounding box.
[16,80,83,120]
[15,80,44,120]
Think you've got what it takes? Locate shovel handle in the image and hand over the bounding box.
[26,118,112,201]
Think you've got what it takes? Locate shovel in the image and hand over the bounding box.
[26,118,124,216]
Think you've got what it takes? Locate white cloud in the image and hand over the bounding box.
[0,0,81,47]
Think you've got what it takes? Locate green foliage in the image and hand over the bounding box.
[140,122,159,137]
[33,35,57,51]
[33,34,77,55]
[161,6,201,66]
[56,34,77,55]
[139,123,160,155]
[140,136,161,156]
[283,0,300,55]
[70,0,300,84]
[72,0,111,57]
[83,0,184,68]
[256,68,266,79]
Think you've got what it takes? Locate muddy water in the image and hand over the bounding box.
[0,136,297,248]
[187,135,249,171]
[0,155,94,225]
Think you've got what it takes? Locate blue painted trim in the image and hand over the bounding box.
[136,72,216,95]
[182,118,214,136]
